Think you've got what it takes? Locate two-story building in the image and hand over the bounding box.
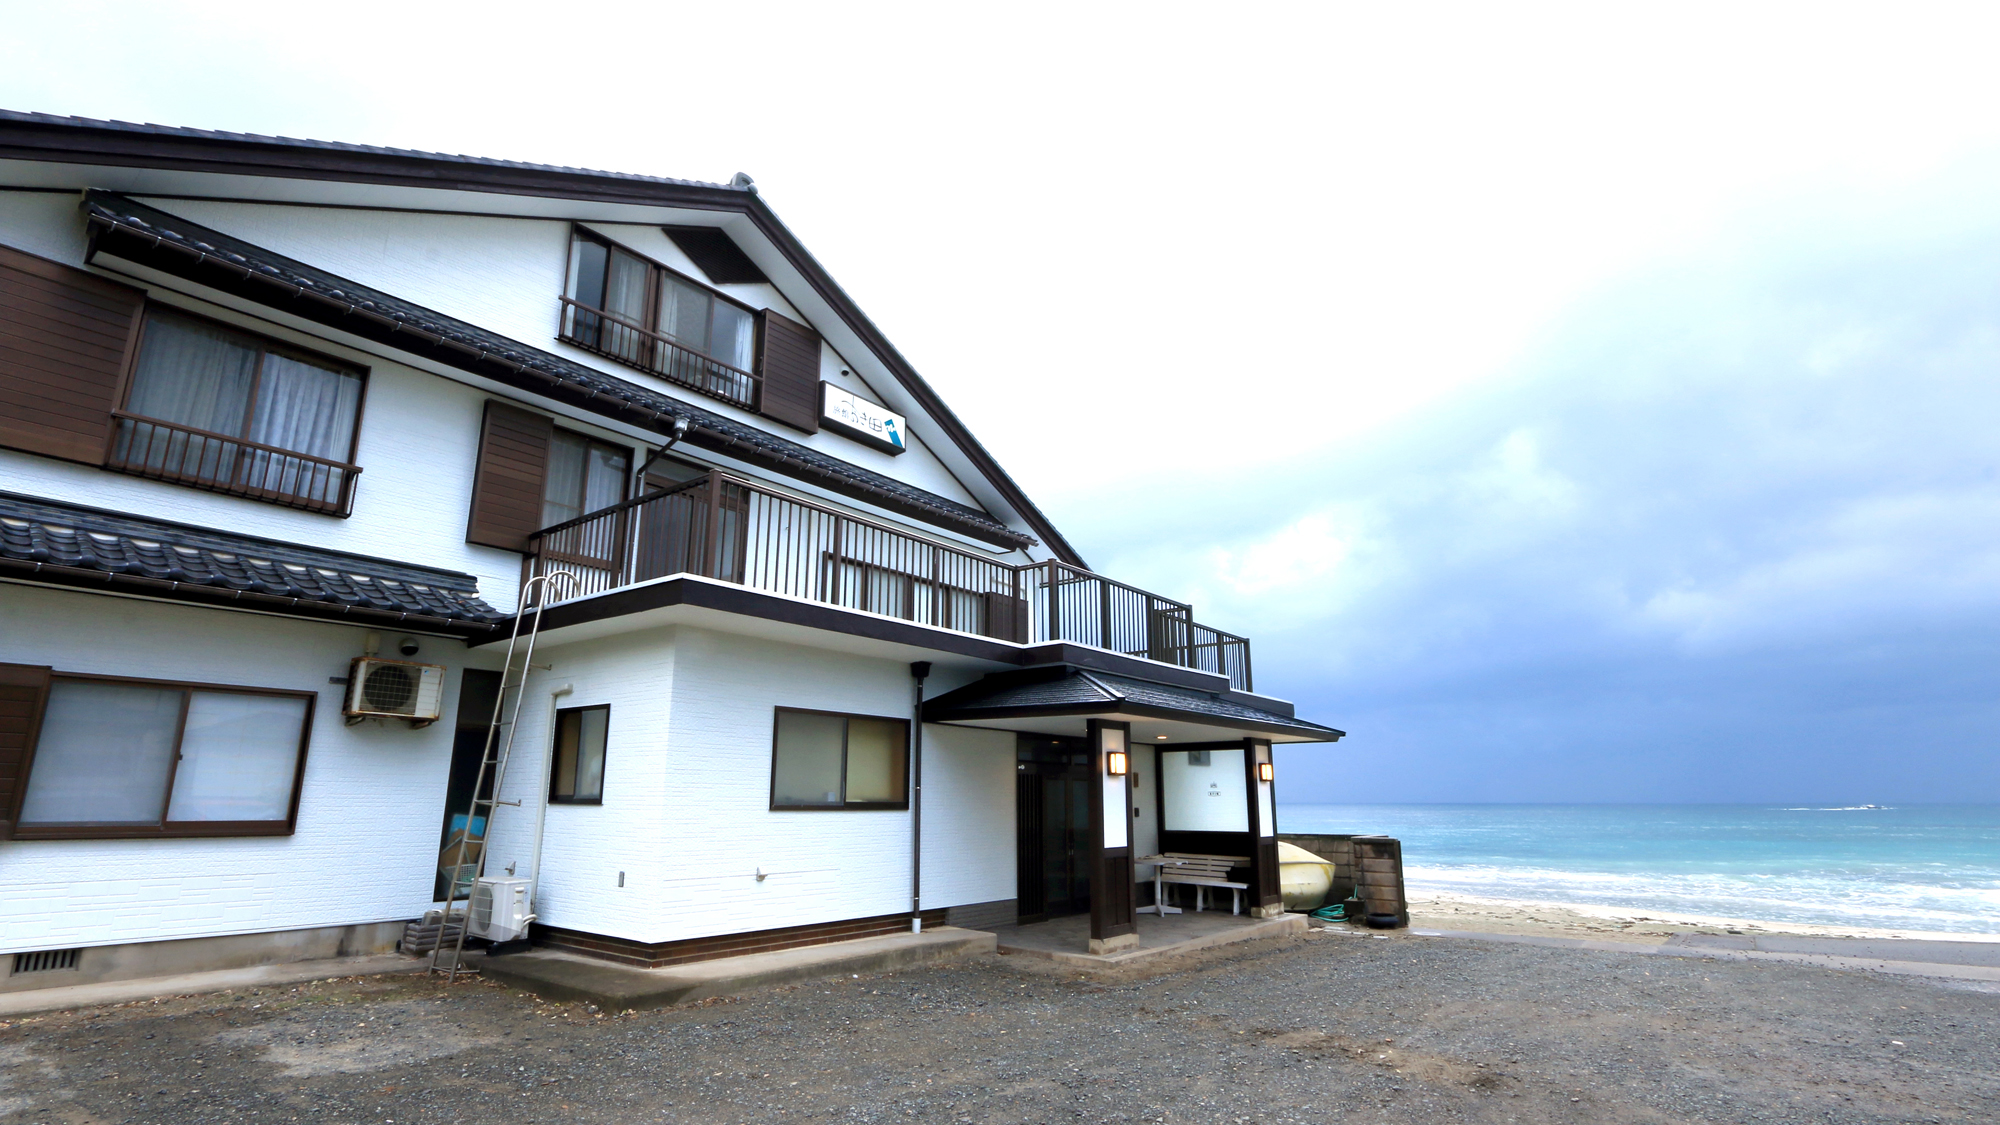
[0,111,1341,991]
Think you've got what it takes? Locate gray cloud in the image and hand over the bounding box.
[1070,164,2000,803]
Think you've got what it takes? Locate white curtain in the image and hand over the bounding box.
[245,353,362,501]
[18,682,182,825]
[166,692,308,822]
[121,312,260,481]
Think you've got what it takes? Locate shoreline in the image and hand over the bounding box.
[1405,889,2000,944]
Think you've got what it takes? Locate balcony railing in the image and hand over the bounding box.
[558,297,759,411]
[105,411,362,515]
[528,471,1254,690]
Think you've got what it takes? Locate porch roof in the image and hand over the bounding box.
[923,666,1345,744]
[0,491,502,633]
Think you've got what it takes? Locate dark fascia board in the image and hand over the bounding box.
[0,111,1087,567]
[922,698,1339,742]
[80,193,1034,551]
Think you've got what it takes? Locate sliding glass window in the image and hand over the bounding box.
[560,229,760,408]
[109,309,366,513]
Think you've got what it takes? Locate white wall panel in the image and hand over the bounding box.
[0,585,489,953]
[919,724,1017,910]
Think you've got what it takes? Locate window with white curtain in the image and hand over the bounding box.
[114,309,365,508]
[562,229,761,407]
[16,676,313,838]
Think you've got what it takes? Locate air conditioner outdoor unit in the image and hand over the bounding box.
[467,876,534,942]
[345,657,446,724]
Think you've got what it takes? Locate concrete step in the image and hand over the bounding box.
[478,926,996,1009]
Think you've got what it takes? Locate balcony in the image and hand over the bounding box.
[558,297,759,411]
[528,471,1254,691]
[105,411,362,515]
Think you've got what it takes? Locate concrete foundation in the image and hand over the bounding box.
[479,926,996,1009]
[0,922,406,994]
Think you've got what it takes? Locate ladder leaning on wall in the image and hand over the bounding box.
[430,570,575,981]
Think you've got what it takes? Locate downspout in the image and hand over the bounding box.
[525,682,575,909]
[909,661,931,933]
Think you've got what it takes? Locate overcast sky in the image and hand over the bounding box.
[6,3,1999,802]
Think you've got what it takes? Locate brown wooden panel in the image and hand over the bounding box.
[0,664,52,839]
[985,592,1029,643]
[0,244,144,464]
[465,401,554,552]
[755,308,820,434]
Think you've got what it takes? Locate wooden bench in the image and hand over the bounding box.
[1142,853,1251,916]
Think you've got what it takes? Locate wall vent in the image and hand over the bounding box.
[12,948,81,974]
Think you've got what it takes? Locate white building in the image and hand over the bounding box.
[0,112,1340,989]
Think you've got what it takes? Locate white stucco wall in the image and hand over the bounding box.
[489,625,1016,945]
[0,584,486,954]
[919,724,1017,912]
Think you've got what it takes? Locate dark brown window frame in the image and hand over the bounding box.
[538,425,633,568]
[769,706,911,812]
[8,671,315,841]
[548,704,610,806]
[105,304,371,516]
[559,227,762,409]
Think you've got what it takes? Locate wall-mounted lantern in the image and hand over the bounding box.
[1257,761,1275,783]
[1107,749,1130,777]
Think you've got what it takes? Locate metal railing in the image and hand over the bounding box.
[105,411,362,515]
[529,471,1254,690]
[558,297,759,410]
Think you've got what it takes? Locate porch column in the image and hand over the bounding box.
[1087,719,1138,953]
[1243,738,1284,918]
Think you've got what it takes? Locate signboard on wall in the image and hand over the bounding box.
[820,382,907,455]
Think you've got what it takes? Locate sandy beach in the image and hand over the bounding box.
[1407,889,2000,944]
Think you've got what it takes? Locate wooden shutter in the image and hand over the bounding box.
[0,663,52,839]
[0,244,145,464]
[755,308,821,433]
[466,401,554,552]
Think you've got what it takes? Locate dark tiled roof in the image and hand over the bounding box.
[0,111,740,191]
[80,193,1036,551]
[0,492,501,629]
[924,667,1344,740]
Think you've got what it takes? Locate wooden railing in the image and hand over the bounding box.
[529,472,1255,690]
[105,411,362,515]
[557,297,759,410]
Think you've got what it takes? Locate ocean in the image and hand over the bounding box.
[1277,804,2000,935]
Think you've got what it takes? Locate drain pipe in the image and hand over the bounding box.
[909,661,931,933]
[525,682,574,907]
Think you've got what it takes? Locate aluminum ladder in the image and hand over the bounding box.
[430,570,575,981]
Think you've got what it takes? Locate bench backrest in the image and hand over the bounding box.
[1155,853,1248,879]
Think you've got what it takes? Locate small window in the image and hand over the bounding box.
[550,705,609,804]
[108,308,366,513]
[771,708,909,810]
[14,676,313,839]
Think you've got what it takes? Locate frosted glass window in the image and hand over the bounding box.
[771,709,909,810]
[166,692,309,822]
[20,682,181,825]
[772,710,845,807]
[1159,748,1249,833]
[550,706,609,804]
[18,678,312,835]
[844,718,908,804]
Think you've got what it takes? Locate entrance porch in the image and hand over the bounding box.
[925,664,1344,958]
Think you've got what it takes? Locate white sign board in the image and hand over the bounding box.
[820,383,907,454]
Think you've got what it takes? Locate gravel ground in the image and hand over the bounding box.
[2,926,1996,1124]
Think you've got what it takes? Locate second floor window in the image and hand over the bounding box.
[561,230,759,408]
[542,429,629,529]
[110,309,366,513]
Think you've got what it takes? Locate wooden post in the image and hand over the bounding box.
[1087,719,1138,953]
[1243,739,1283,917]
